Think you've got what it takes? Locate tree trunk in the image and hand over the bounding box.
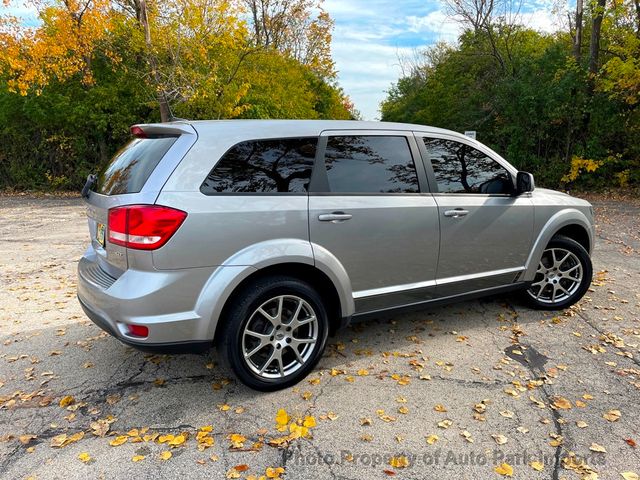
[573,0,583,61]
[589,0,606,75]
[137,0,171,122]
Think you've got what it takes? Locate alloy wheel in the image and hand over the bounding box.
[527,247,583,305]
[241,295,318,379]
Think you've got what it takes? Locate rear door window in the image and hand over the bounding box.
[323,136,419,193]
[96,136,177,195]
[201,138,317,194]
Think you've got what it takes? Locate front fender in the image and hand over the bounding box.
[195,239,354,340]
[523,209,595,282]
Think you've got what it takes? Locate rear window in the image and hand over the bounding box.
[323,136,419,193]
[200,138,317,194]
[96,136,177,195]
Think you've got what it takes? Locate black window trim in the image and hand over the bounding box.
[199,136,319,196]
[415,133,517,197]
[308,130,431,195]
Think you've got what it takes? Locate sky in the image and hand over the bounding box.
[5,0,564,120]
[324,0,563,119]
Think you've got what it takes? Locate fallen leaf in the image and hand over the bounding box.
[494,463,514,476]
[434,404,447,413]
[59,396,75,408]
[604,409,621,422]
[589,443,607,453]
[275,409,289,428]
[530,460,544,471]
[621,473,639,480]
[552,396,572,410]
[388,456,409,468]
[159,451,172,460]
[132,455,145,462]
[576,420,588,428]
[78,452,91,463]
[426,434,438,445]
[625,438,637,448]
[492,434,508,445]
[109,436,128,447]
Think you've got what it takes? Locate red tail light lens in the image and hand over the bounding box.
[127,324,149,337]
[108,205,187,250]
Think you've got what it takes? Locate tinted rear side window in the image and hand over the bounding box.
[323,136,419,193]
[201,138,317,194]
[96,137,177,195]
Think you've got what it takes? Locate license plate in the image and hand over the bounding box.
[96,223,106,247]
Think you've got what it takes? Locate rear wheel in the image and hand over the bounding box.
[219,276,329,391]
[523,236,592,310]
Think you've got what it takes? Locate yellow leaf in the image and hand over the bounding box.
[218,404,231,411]
[434,404,447,412]
[494,463,514,476]
[109,436,128,447]
[59,395,75,408]
[530,460,544,471]
[589,442,607,453]
[78,452,91,463]
[266,466,285,478]
[604,409,621,422]
[303,416,316,428]
[398,406,409,414]
[168,434,186,447]
[426,434,438,445]
[357,369,369,376]
[228,433,246,448]
[275,409,289,426]
[552,396,572,409]
[621,473,639,480]
[159,451,172,461]
[389,456,409,468]
[132,455,145,462]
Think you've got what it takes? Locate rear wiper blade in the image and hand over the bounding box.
[81,174,97,198]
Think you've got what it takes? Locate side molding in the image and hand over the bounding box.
[522,209,594,282]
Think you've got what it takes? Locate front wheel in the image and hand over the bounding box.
[523,235,592,310]
[219,276,329,391]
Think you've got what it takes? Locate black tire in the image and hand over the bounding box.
[521,235,592,310]
[218,276,329,391]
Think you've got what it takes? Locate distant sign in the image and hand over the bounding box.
[464,131,477,140]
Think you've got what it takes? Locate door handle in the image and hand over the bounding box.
[443,209,469,218]
[318,212,353,222]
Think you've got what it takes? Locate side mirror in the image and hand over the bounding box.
[516,171,535,195]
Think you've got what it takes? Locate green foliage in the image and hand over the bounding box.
[0,0,352,190]
[381,15,640,190]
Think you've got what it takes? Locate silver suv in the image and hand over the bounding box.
[77,120,595,390]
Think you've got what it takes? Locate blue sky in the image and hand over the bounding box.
[5,0,561,120]
[325,0,562,119]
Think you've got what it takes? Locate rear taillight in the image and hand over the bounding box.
[108,205,187,250]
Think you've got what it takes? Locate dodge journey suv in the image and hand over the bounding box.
[78,120,595,390]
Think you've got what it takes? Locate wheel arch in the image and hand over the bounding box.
[523,209,594,282]
[213,263,349,343]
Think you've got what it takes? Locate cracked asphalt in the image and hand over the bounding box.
[1,194,639,480]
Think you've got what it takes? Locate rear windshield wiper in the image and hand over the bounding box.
[81,174,97,198]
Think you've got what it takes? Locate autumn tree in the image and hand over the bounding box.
[242,0,335,77]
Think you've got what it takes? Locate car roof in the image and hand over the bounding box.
[167,119,466,139]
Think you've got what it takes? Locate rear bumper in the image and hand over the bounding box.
[78,296,209,353]
[77,248,216,352]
